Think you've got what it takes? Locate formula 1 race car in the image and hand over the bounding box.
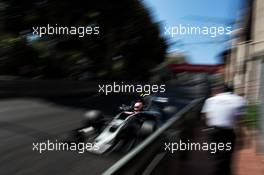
[68,97,177,154]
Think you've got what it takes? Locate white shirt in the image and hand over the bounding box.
[202,92,247,129]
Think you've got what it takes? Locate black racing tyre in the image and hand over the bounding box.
[83,110,104,127]
[163,106,177,116]
[139,120,156,138]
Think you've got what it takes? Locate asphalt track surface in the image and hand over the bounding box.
[0,97,126,175]
[0,83,205,175]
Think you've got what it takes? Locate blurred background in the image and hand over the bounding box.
[0,0,263,175]
[0,0,168,81]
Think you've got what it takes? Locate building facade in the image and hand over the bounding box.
[224,0,264,153]
[225,0,264,105]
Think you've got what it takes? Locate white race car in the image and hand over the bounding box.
[68,97,177,154]
[78,109,160,154]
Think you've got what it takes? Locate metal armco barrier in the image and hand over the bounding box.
[103,98,204,175]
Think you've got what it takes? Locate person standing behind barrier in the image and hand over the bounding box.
[201,84,247,175]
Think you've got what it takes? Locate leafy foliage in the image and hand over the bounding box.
[0,0,167,80]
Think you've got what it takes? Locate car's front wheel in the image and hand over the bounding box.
[83,110,104,129]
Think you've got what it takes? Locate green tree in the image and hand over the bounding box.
[0,0,167,80]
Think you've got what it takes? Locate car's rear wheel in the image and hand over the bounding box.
[139,120,156,138]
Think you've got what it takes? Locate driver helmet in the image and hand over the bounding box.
[133,99,144,112]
